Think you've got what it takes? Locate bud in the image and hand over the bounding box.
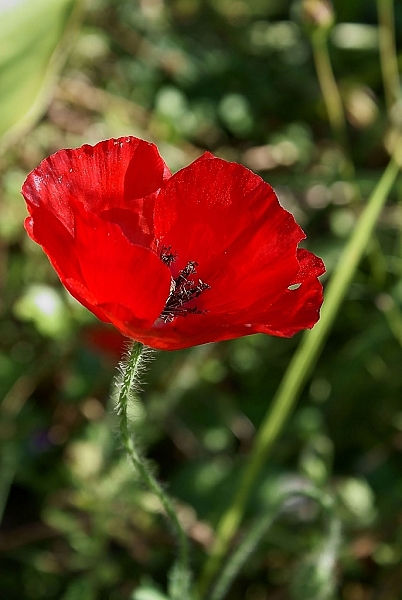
[301,0,334,31]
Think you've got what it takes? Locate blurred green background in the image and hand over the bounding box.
[1,0,402,598]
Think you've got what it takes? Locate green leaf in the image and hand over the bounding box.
[132,584,170,600]
[13,283,72,339]
[61,578,96,600]
[168,562,194,600]
[0,0,82,147]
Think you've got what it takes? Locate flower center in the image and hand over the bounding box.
[159,245,210,323]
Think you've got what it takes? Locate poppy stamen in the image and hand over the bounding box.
[159,257,210,323]
[160,245,177,266]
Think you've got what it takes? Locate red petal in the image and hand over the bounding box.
[26,207,112,323]
[253,278,324,337]
[71,206,172,327]
[27,202,172,329]
[155,157,304,313]
[124,139,171,199]
[100,204,155,248]
[26,210,81,280]
[65,277,112,323]
[114,268,323,350]
[292,248,326,283]
[22,137,170,234]
[190,151,218,164]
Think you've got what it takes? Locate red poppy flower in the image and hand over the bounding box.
[22,136,324,351]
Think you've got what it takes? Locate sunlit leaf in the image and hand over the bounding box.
[0,0,82,147]
[132,584,170,600]
[13,284,72,339]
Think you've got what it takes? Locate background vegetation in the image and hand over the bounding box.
[1,0,402,598]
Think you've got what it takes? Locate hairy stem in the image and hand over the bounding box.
[115,342,191,598]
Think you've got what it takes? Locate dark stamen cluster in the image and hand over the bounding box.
[160,245,177,267]
[159,249,210,323]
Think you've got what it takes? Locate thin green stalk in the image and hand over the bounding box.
[379,295,402,348]
[377,0,400,113]
[198,146,402,597]
[208,511,276,600]
[311,29,350,159]
[312,1,402,345]
[209,487,337,600]
[115,342,191,598]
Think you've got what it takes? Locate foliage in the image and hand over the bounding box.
[1,0,402,599]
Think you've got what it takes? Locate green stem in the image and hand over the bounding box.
[378,294,402,348]
[209,486,337,600]
[377,0,400,113]
[115,342,191,597]
[198,147,402,598]
[208,502,278,600]
[311,29,350,162]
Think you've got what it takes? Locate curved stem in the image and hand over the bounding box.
[198,147,402,597]
[115,342,191,596]
[208,503,277,600]
[312,30,347,146]
[310,28,355,182]
[209,486,338,600]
